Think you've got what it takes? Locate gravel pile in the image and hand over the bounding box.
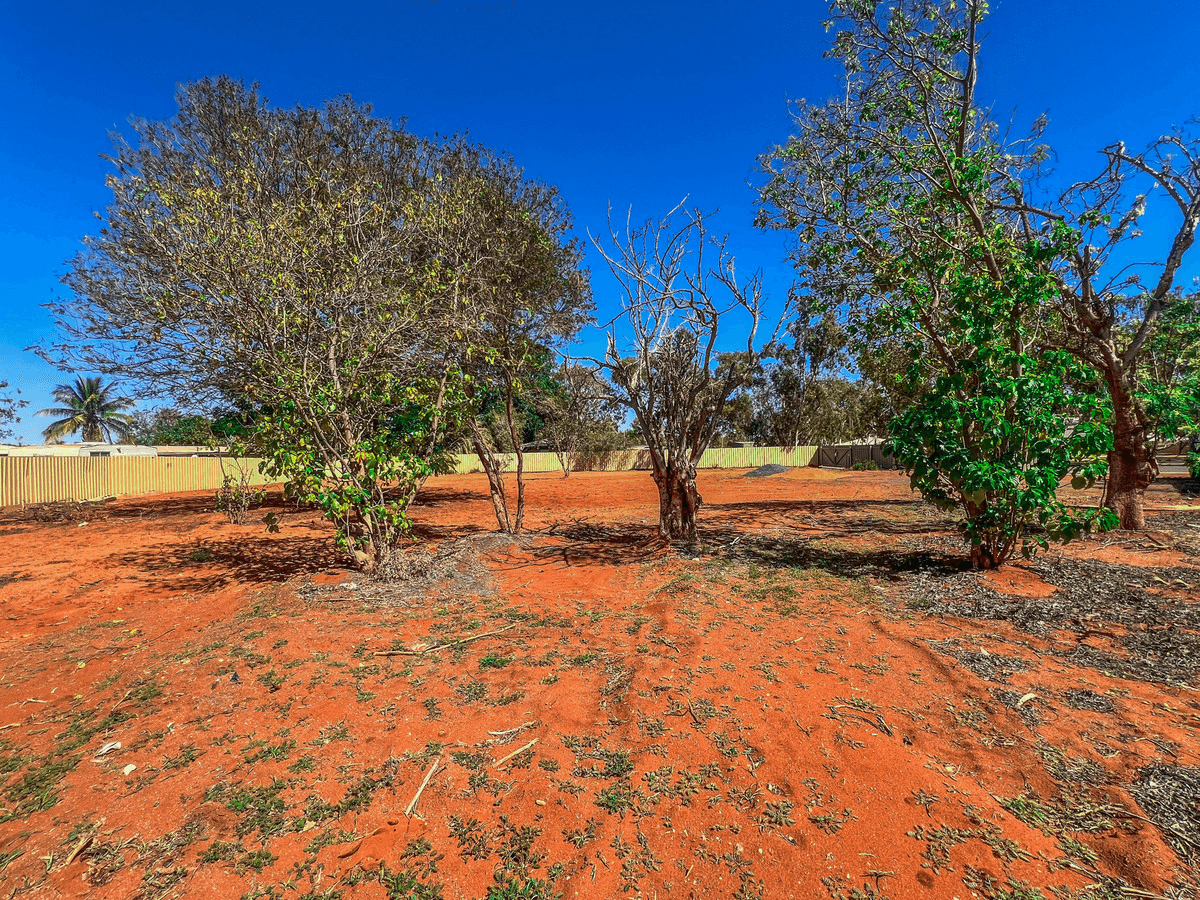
[743,464,790,478]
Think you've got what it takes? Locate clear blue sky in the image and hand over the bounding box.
[1,1,1197,444]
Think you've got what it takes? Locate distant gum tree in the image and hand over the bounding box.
[591,205,787,545]
[539,362,622,477]
[757,0,1200,532]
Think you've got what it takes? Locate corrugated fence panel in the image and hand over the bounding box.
[1,448,831,508]
[0,456,271,507]
[697,446,818,469]
[448,446,818,476]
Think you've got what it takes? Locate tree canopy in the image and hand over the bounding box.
[41,77,591,569]
[757,0,1199,556]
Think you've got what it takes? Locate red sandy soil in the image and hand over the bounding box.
[0,468,1196,900]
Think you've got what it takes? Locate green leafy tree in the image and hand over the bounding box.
[758,0,1200,531]
[38,77,503,571]
[35,376,134,443]
[755,1,1124,566]
[129,408,219,446]
[882,230,1116,568]
[729,305,890,446]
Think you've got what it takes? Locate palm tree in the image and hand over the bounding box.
[35,376,135,443]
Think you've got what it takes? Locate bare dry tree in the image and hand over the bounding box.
[1052,133,1200,527]
[590,205,788,544]
[538,362,622,477]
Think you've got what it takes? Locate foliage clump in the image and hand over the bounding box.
[756,0,1200,540]
[43,77,589,569]
[884,229,1116,567]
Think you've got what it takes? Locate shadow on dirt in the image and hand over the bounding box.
[111,534,347,591]
[523,523,668,568]
[410,521,489,542]
[704,497,951,539]
[715,531,964,579]
[1162,477,1200,500]
[413,486,491,507]
[521,519,963,579]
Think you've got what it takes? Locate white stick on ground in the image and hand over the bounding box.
[404,755,442,818]
[493,738,538,768]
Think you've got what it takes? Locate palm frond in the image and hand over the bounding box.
[41,416,84,441]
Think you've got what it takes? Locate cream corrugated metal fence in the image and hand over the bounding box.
[0,456,271,507]
[0,446,822,508]
[449,445,819,475]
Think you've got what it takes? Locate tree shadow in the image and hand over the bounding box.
[410,521,489,542]
[413,486,491,507]
[110,534,348,592]
[107,492,271,521]
[519,523,670,569]
[1154,473,1200,498]
[705,497,952,538]
[514,519,964,580]
[718,531,965,579]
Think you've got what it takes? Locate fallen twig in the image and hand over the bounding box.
[829,705,894,737]
[374,622,521,658]
[1126,736,1178,758]
[63,833,92,866]
[142,625,178,646]
[404,755,441,818]
[110,688,134,716]
[494,738,538,768]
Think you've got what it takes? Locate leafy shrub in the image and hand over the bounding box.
[1190,451,1200,480]
[882,225,1118,569]
[850,460,880,471]
[214,471,266,525]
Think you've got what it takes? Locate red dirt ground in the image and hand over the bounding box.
[0,468,1197,900]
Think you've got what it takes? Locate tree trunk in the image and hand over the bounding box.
[473,435,513,534]
[504,376,526,533]
[353,540,379,574]
[554,448,572,478]
[963,497,1002,570]
[1106,376,1154,531]
[1107,443,1152,532]
[968,541,999,570]
[655,461,702,545]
